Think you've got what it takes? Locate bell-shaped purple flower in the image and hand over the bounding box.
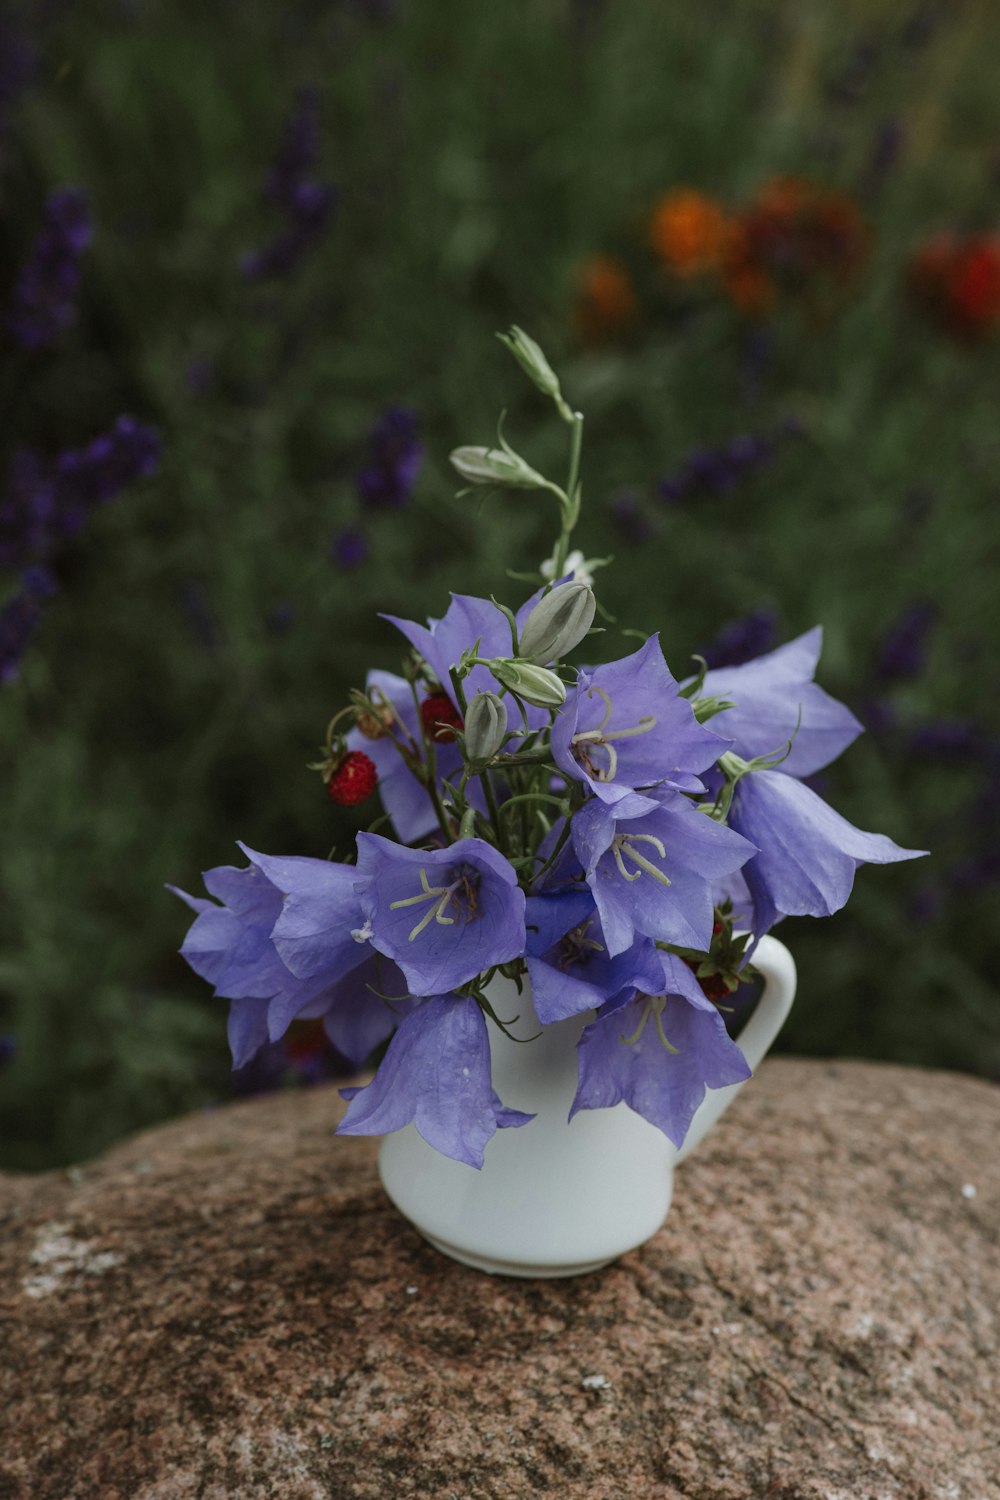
[311,952,414,1068]
[170,847,397,1070]
[170,862,292,1068]
[570,951,751,1148]
[552,635,728,802]
[338,994,533,1167]
[727,769,926,930]
[236,844,368,979]
[572,790,756,957]
[384,586,553,728]
[356,833,526,995]
[524,890,663,1024]
[700,627,863,778]
[171,862,288,1001]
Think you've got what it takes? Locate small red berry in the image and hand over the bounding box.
[699,973,733,1003]
[327,751,378,807]
[420,692,463,744]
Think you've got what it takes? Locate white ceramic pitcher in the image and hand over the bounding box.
[379,934,797,1279]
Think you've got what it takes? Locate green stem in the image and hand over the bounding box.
[499,791,567,819]
[495,749,557,769]
[529,815,573,889]
[551,411,583,580]
[479,767,504,840]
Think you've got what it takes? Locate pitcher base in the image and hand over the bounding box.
[421,1230,618,1279]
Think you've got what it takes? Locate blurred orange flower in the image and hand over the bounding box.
[649,189,729,277]
[573,254,638,342]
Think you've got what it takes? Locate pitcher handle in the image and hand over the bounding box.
[673,934,797,1165]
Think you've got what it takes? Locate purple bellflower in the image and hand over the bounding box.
[572,789,756,957]
[170,848,400,1070]
[355,834,526,996]
[524,889,663,1024]
[384,587,549,728]
[698,628,926,938]
[551,635,728,803]
[570,950,751,1148]
[338,994,533,1168]
[700,627,863,778]
[726,770,926,937]
[169,861,289,1068]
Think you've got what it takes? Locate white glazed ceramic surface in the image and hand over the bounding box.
[378,935,797,1278]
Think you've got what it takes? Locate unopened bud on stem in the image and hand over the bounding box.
[496,325,565,408]
[490,659,567,709]
[450,445,551,491]
[464,691,508,763]
[518,580,596,664]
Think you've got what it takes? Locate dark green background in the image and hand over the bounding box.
[2,0,998,1170]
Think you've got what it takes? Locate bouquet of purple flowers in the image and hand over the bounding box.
[172,329,924,1167]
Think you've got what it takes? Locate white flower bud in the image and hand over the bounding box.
[490,659,567,709]
[496,326,562,402]
[449,445,549,490]
[518,580,596,664]
[464,692,508,763]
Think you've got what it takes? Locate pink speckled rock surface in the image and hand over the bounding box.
[0,1058,997,1500]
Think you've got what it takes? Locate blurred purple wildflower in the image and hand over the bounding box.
[241,87,337,281]
[701,607,778,669]
[0,1032,17,1067]
[609,488,655,543]
[9,188,92,350]
[355,406,424,510]
[908,719,984,764]
[330,527,369,569]
[875,601,935,682]
[658,421,799,505]
[1,566,57,685]
[1,416,160,569]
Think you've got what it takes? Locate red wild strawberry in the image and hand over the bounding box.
[420,692,463,744]
[327,751,378,807]
[698,972,733,1003]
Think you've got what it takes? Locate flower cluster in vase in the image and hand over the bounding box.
[172,329,924,1167]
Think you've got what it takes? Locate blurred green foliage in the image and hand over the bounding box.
[2,0,998,1169]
